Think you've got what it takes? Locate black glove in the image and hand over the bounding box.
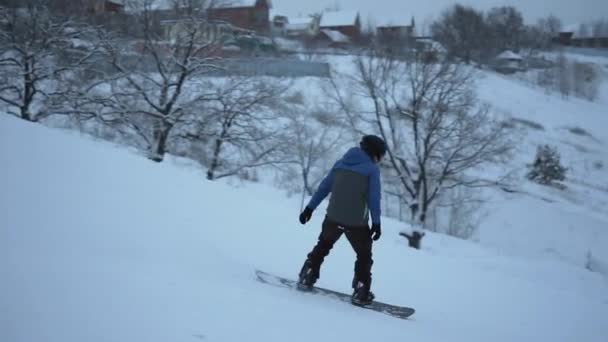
[371,223,381,241]
[299,207,313,225]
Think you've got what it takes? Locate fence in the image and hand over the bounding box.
[210,58,330,77]
[86,54,330,78]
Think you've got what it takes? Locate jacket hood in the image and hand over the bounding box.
[339,147,374,167]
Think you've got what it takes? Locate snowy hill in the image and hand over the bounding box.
[2,109,608,342]
[474,64,608,266]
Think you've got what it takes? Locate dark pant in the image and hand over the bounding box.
[305,216,373,288]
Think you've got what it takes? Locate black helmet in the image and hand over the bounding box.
[360,135,387,160]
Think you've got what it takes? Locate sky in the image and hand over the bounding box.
[271,0,608,30]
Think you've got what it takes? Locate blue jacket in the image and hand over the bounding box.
[307,147,382,225]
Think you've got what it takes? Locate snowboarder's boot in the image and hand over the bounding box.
[351,281,375,306]
[297,259,319,291]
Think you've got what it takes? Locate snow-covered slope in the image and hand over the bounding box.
[2,113,608,341]
[474,67,608,265]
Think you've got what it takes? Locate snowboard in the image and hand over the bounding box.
[255,269,415,320]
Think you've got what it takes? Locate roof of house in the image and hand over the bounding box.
[376,16,414,28]
[214,0,272,9]
[285,17,313,31]
[320,10,358,27]
[496,50,523,60]
[320,29,350,43]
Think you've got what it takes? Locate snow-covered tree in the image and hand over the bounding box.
[0,1,98,122]
[194,76,291,180]
[85,0,223,162]
[527,144,567,186]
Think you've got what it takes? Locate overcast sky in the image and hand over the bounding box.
[271,0,608,28]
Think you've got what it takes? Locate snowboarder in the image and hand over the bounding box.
[297,135,387,306]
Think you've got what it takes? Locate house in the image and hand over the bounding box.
[319,10,361,42]
[285,15,320,38]
[376,17,415,46]
[313,29,351,49]
[90,0,124,13]
[553,24,608,48]
[493,50,525,73]
[207,0,271,34]
[50,0,125,15]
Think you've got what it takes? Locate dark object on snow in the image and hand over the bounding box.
[526,144,567,186]
[256,269,415,320]
[299,206,313,224]
[400,231,425,249]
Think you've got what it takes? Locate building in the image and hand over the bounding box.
[376,17,415,45]
[207,0,271,34]
[319,10,361,42]
[284,15,320,38]
[78,0,124,14]
[313,29,350,49]
[493,50,525,73]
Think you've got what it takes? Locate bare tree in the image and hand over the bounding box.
[485,6,524,53]
[535,14,562,48]
[0,1,98,122]
[84,0,223,162]
[431,4,489,64]
[331,50,513,231]
[276,99,346,208]
[199,76,290,180]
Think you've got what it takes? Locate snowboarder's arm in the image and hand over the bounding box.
[368,167,381,225]
[307,165,336,210]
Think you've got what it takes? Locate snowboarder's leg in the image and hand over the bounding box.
[344,227,374,305]
[298,217,343,289]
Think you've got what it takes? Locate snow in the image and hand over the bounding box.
[285,17,312,31]
[496,50,523,60]
[320,10,358,27]
[215,0,269,9]
[2,106,608,342]
[320,29,350,43]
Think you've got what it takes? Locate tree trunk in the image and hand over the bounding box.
[149,122,172,163]
[22,59,35,122]
[207,137,224,180]
[20,106,34,122]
